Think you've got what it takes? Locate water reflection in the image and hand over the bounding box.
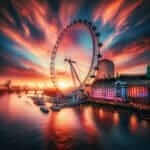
[0,94,150,150]
[81,107,100,141]
[99,108,120,126]
[99,108,104,119]
[113,111,120,126]
[46,109,84,150]
[0,94,47,150]
[98,108,115,131]
[129,114,139,133]
[45,107,103,150]
[0,93,47,127]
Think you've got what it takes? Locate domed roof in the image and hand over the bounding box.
[99,59,114,65]
[97,59,115,79]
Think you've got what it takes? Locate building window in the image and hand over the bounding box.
[92,88,116,98]
[127,86,148,98]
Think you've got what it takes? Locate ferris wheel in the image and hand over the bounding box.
[50,19,102,95]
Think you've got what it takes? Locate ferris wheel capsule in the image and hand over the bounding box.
[88,22,92,26]
[98,43,103,47]
[83,19,88,24]
[92,26,96,31]
[94,66,99,70]
[96,32,100,37]
[73,20,77,24]
[78,19,82,23]
[97,53,102,58]
[79,89,84,92]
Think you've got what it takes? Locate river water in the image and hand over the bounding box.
[0,93,150,150]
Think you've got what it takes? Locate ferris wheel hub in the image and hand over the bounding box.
[50,19,102,95]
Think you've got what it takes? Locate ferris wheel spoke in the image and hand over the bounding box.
[50,19,102,94]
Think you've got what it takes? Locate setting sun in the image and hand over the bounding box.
[57,79,73,90]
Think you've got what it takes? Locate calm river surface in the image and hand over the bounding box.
[0,93,150,150]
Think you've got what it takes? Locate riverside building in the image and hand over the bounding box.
[91,59,150,103]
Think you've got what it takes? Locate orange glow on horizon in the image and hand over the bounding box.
[57,79,72,90]
[10,80,53,89]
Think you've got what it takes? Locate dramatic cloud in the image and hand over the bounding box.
[0,0,150,85]
[103,38,150,73]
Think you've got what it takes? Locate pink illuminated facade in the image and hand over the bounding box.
[91,75,150,103]
[91,88,116,99]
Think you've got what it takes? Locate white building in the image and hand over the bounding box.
[96,59,115,79]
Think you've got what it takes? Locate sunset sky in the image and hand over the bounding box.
[0,0,150,86]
